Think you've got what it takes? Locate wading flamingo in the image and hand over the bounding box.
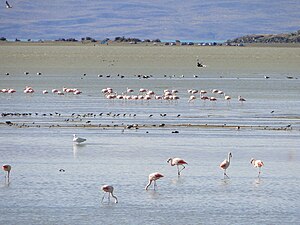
[101,185,118,203]
[2,164,11,181]
[220,152,232,179]
[250,158,264,178]
[145,172,164,190]
[167,158,188,176]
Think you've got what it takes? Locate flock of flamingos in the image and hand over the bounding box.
[1,151,264,204]
[1,85,249,204]
[101,87,246,103]
[0,86,246,103]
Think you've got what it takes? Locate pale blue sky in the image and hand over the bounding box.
[1,0,299,41]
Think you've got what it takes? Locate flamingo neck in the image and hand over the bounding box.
[111,192,118,203]
[228,154,231,163]
[169,159,175,166]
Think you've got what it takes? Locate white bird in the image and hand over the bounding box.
[101,185,118,203]
[238,96,246,102]
[6,1,12,8]
[145,172,164,190]
[73,134,86,144]
[220,152,232,179]
[250,158,264,178]
[167,157,188,176]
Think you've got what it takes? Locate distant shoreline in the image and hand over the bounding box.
[1,40,300,47]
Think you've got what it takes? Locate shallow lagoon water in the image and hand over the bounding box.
[0,45,300,224]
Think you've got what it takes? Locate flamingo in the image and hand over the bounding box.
[210,97,217,101]
[101,185,118,203]
[220,152,232,179]
[188,95,196,102]
[250,158,264,178]
[8,89,16,93]
[2,164,11,180]
[167,157,188,176]
[127,88,134,93]
[145,172,164,190]
[73,134,86,144]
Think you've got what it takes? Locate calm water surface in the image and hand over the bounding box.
[0,46,300,224]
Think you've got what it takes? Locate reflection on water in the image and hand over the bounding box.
[72,143,87,158]
[146,190,161,200]
[253,178,262,187]
[171,176,185,185]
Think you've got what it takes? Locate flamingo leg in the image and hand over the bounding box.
[258,168,261,178]
[111,193,118,203]
[177,165,180,176]
[145,180,152,190]
[101,193,106,203]
[224,170,229,179]
[178,165,186,175]
[154,180,157,190]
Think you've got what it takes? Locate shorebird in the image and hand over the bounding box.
[6,1,12,8]
[73,134,86,144]
[250,158,264,178]
[2,164,11,180]
[167,158,188,176]
[101,185,118,203]
[220,152,232,179]
[238,96,246,102]
[145,172,164,190]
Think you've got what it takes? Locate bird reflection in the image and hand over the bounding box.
[73,143,86,158]
[220,178,231,186]
[254,177,262,186]
[171,175,185,185]
[146,189,161,199]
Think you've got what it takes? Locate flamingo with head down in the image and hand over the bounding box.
[145,172,164,190]
[101,185,118,203]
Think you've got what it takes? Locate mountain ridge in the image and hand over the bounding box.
[227,30,300,44]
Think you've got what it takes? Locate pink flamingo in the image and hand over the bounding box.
[167,157,188,175]
[2,164,11,181]
[101,185,118,203]
[210,97,217,101]
[24,86,34,93]
[250,158,264,178]
[224,94,231,103]
[188,95,196,102]
[127,88,134,93]
[220,152,232,179]
[145,172,164,190]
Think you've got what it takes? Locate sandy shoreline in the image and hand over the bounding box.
[1,40,300,48]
